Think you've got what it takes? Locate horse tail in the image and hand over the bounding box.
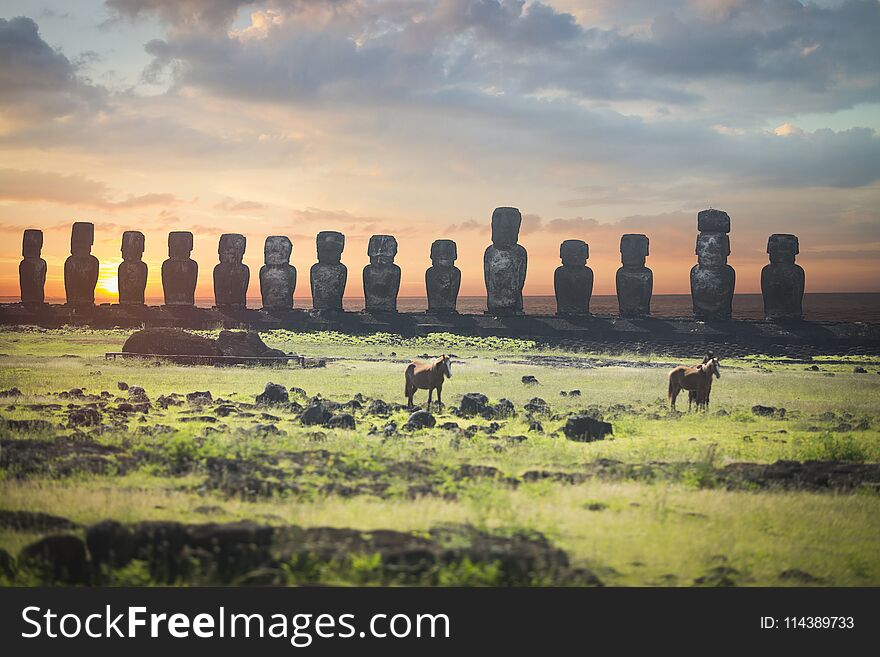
[404,363,415,395]
[667,369,678,401]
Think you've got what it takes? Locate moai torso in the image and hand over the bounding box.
[426,239,461,314]
[161,231,198,306]
[761,234,804,320]
[484,207,527,315]
[554,239,593,315]
[260,236,296,310]
[64,222,99,306]
[616,234,652,317]
[310,231,347,311]
[19,229,47,307]
[118,231,147,305]
[363,235,401,312]
[213,233,249,308]
[690,210,735,320]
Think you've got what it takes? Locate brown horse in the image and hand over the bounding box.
[405,355,452,410]
[668,354,721,411]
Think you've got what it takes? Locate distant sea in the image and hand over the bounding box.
[7,293,879,322]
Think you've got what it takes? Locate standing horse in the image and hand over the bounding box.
[405,355,452,410]
[668,354,721,411]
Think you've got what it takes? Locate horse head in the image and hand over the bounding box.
[709,357,721,378]
[439,354,452,378]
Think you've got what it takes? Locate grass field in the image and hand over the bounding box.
[1,326,878,586]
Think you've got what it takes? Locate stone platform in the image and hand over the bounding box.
[2,303,879,357]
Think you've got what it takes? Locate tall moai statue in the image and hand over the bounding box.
[484,207,527,315]
[554,239,593,315]
[260,236,296,310]
[19,229,47,308]
[118,231,147,305]
[213,233,249,308]
[616,234,652,317]
[426,239,461,314]
[363,235,401,312]
[64,221,99,306]
[310,231,347,311]
[162,231,198,306]
[761,234,804,321]
[690,209,735,320]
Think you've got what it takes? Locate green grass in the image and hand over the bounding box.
[1,327,878,586]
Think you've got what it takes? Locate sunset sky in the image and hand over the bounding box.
[1,0,879,302]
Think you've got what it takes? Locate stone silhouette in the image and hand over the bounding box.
[554,239,593,315]
[616,234,652,317]
[363,235,401,312]
[118,231,147,305]
[260,236,296,310]
[426,239,461,314]
[690,209,735,321]
[213,234,249,308]
[64,222,99,306]
[761,234,804,321]
[162,231,198,306]
[19,229,47,307]
[484,207,527,315]
[310,231,347,311]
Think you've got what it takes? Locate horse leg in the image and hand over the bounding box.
[427,388,433,411]
[436,384,443,411]
[670,385,679,410]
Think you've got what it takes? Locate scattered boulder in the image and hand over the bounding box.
[521,375,540,385]
[805,365,820,371]
[779,568,822,584]
[367,399,392,416]
[117,381,129,391]
[382,421,399,437]
[326,413,356,430]
[493,398,516,418]
[407,410,436,430]
[524,397,550,414]
[752,405,785,418]
[459,392,490,416]
[19,535,88,584]
[0,387,22,398]
[0,510,79,532]
[186,391,213,405]
[68,407,101,427]
[563,415,613,442]
[569,390,581,397]
[156,394,183,409]
[256,382,289,405]
[528,420,544,433]
[86,520,135,569]
[301,401,333,426]
[128,386,149,402]
[853,366,868,374]
[0,548,13,578]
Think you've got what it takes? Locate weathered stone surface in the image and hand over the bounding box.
[215,330,285,357]
[260,236,296,310]
[118,230,147,305]
[326,413,356,430]
[484,207,527,315]
[214,234,249,308]
[616,234,652,317]
[310,231,347,311]
[64,222,98,306]
[426,239,460,314]
[19,535,88,584]
[554,239,592,315]
[761,234,804,321]
[122,328,223,356]
[301,401,333,426]
[19,229,46,307]
[162,231,198,306]
[363,235,400,312]
[563,415,613,442]
[691,209,735,321]
[406,409,436,430]
[255,382,289,405]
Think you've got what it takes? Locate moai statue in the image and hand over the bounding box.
[118,231,147,305]
[363,235,401,312]
[426,239,461,314]
[213,233,249,308]
[310,231,347,311]
[484,207,527,315]
[19,229,47,307]
[616,234,653,317]
[161,231,198,306]
[260,236,296,310]
[761,234,804,321]
[554,239,593,315]
[690,209,735,321]
[64,221,99,306]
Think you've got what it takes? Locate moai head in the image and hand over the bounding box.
[121,231,145,262]
[22,229,43,258]
[560,239,588,266]
[620,234,649,267]
[168,231,193,259]
[70,221,94,256]
[430,239,457,267]
[218,233,246,264]
[768,234,798,265]
[316,231,345,264]
[265,235,292,265]
[491,207,522,248]
[697,209,731,234]
[696,233,730,267]
[368,235,398,265]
